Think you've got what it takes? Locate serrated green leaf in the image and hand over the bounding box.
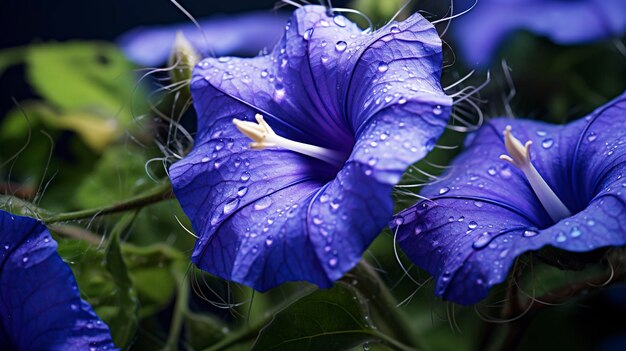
[251,283,378,351]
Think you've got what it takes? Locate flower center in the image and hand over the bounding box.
[499,126,572,223]
[233,114,345,167]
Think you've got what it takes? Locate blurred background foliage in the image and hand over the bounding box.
[1,0,625,350]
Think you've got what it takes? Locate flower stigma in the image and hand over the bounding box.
[499,126,572,223]
[233,113,346,167]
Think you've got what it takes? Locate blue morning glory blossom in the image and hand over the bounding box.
[169,5,452,291]
[118,11,289,66]
[452,0,626,67]
[0,210,117,350]
[391,91,626,305]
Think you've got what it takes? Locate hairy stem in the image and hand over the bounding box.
[42,182,174,223]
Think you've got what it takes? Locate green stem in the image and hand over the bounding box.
[357,262,420,349]
[42,182,173,223]
[163,263,190,351]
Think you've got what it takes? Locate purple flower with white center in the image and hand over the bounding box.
[452,0,626,67]
[0,210,117,350]
[169,5,452,291]
[118,11,289,66]
[391,91,626,305]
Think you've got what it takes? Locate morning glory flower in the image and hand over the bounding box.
[169,5,452,291]
[0,210,117,350]
[118,11,289,66]
[391,92,626,305]
[452,0,626,67]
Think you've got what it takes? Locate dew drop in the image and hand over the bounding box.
[22,257,28,263]
[472,233,491,249]
[260,69,269,78]
[240,172,251,181]
[468,221,478,229]
[377,62,389,73]
[556,232,567,243]
[3,244,9,250]
[390,25,400,33]
[223,199,239,215]
[536,130,547,137]
[218,56,231,63]
[254,197,273,211]
[587,132,597,142]
[328,257,338,267]
[487,167,497,176]
[523,229,538,237]
[439,187,450,195]
[335,41,347,52]
[265,236,274,246]
[570,226,582,238]
[432,105,443,115]
[237,186,248,197]
[333,15,347,27]
[313,216,323,225]
[541,138,554,149]
[201,156,210,162]
[303,28,313,40]
[474,201,484,208]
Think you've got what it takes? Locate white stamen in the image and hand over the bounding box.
[233,114,345,167]
[499,126,572,222]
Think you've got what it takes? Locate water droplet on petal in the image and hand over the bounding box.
[335,41,347,52]
[333,15,346,27]
[313,216,323,225]
[377,62,389,73]
[328,258,338,267]
[472,233,491,249]
[240,172,251,181]
[523,229,538,237]
[218,57,231,63]
[487,167,497,176]
[433,105,443,115]
[22,256,28,263]
[260,69,269,78]
[468,221,478,229]
[237,186,248,197]
[303,28,313,40]
[223,199,239,215]
[439,187,450,195]
[254,197,273,211]
[201,156,210,162]
[541,138,554,149]
[587,219,595,226]
[556,232,567,243]
[570,226,582,238]
[265,236,274,246]
[587,132,597,142]
[474,201,483,208]
[390,25,400,33]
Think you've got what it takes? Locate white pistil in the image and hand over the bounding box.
[233,114,345,167]
[499,126,572,222]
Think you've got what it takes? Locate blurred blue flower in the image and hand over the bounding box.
[391,92,626,305]
[117,11,289,66]
[453,0,626,67]
[169,5,452,291]
[0,210,117,350]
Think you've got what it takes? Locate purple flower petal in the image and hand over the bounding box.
[170,5,451,290]
[453,0,626,67]
[392,92,626,305]
[0,210,117,350]
[117,11,289,66]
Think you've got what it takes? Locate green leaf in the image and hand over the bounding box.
[25,41,139,123]
[74,146,153,208]
[251,282,379,351]
[104,212,140,348]
[185,312,228,350]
